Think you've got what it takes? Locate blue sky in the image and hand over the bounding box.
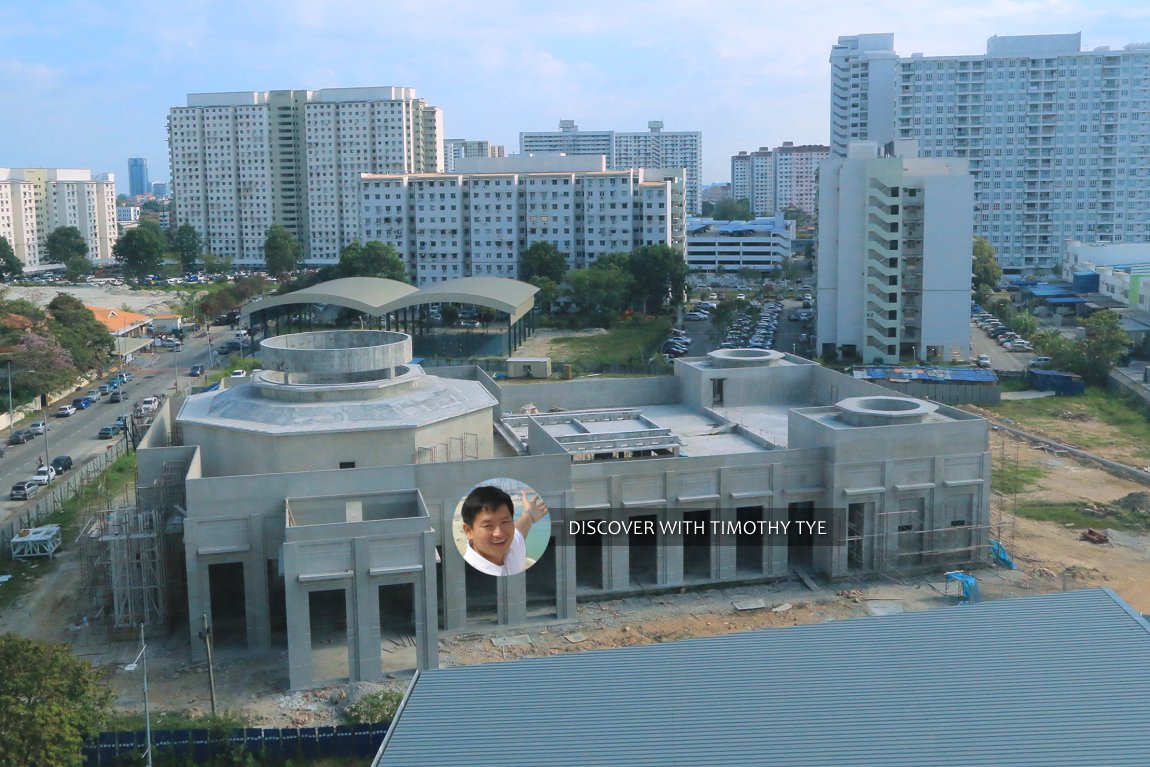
[2,0,1145,192]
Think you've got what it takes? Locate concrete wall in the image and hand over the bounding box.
[499,376,680,414]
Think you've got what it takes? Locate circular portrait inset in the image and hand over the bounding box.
[453,478,551,576]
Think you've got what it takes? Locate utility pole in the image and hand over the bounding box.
[199,613,218,716]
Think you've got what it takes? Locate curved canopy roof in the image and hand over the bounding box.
[245,276,538,324]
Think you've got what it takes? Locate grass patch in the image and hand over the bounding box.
[107,708,249,733]
[549,316,672,368]
[0,452,137,612]
[992,461,1046,494]
[1014,501,1150,534]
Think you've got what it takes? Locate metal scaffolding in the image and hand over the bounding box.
[79,457,189,631]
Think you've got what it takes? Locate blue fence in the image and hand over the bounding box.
[83,723,389,766]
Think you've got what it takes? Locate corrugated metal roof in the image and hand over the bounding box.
[375,589,1150,766]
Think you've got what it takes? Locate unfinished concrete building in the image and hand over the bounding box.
[136,332,992,689]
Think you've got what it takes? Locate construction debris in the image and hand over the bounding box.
[732,598,766,612]
[1080,528,1110,545]
[771,603,793,613]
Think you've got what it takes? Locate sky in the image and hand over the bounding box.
[2,0,1146,192]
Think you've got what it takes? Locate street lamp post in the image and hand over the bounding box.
[6,360,13,444]
[123,623,153,767]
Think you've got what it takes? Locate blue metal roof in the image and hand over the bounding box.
[375,589,1150,766]
[1046,296,1088,304]
[856,366,998,383]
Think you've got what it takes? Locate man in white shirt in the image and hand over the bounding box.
[461,485,548,576]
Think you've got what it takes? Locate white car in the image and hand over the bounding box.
[230,369,248,378]
[56,405,77,417]
[28,421,50,435]
[32,465,56,485]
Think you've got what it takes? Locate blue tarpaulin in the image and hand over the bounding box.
[946,571,981,604]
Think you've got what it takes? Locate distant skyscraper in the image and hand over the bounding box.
[168,87,443,264]
[831,32,1150,271]
[128,157,150,197]
[521,120,703,215]
[443,139,505,172]
[730,143,828,216]
[151,181,170,197]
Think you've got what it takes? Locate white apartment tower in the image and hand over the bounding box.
[443,139,506,173]
[831,33,1150,272]
[0,168,117,268]
[731,143,829,217]
[169,87,443,265]
[817,141,973,365]
[520,120,703,215]
[359,155,687,286]
[829,34,900,158]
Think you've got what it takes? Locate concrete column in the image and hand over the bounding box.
[499,572,527,626]
[419,531,440,669]
[284,546,314,690]
[185,522,208,662]
[246,517,271,651]
[353,538,379,682]
[555,496,576,620]
[664,508,684,587]
[716,505,738,581]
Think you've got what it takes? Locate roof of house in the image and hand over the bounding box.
[86,306,151,335]
[375,588,1150,767]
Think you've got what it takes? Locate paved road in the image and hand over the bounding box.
[969,322,1037,372]
[0,328,224,526]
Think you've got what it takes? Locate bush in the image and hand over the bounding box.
[343,690,403,725]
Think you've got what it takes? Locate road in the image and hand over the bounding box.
[0,327,223,526]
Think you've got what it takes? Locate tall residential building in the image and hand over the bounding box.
[359,154,687,286]
[731,143,829,216]
[520,120,703,215]
[829,34,900,157]
[128,157,150,198]
[0,168,117,268]
[169,87,443,265]
[817,141,973,365]
[443,139,506,172]
[831,33,1150,272]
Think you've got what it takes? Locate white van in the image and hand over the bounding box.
[139,396,160,414]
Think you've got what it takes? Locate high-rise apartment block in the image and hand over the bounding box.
[0,168,117,268]
[831,32,1150,272]
[443,139,506,172]
[731,143,828,216]
[521,120,702,215]
[169,87,443,265]
[359,155,687,286]
[128,157,150,198]
[817,141,973,364]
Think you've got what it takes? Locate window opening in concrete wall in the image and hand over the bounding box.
[846,502,869,572]
[711,378,726,406]
[208,562,248,648]
[435,559,446,631]
[339,461,356,469]
[378,583,416,675]
[465,563,498,624]
[885,496,926,572]
[309,589,349,683]
[787,501,815,570]
[736,506,764,575]
[574,519,604,592]
[629,514,658,588]
[526,536,557,618]
[266,559,287,646]
[683,509,712,581]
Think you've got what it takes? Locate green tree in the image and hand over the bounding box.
[972,236,1002,305]
[564,265,631,323]
[171,224,203,273]
[529,276,559,313]
[45,226,93,281]
[0,634,112,767]
[338,241,408,281]
[113,226,167,282]
[782,206,815,229]
[519,242,568,283]
[0,235,22,280]
[46,293,115,371]
[627,244,688,313]
[706,198,753,221]
[202,251,232,274]
[264,225,301,276]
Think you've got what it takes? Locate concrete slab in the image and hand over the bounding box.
[1001,390,1056,400]
[491,634,532,648]
[864,599,904,616]
[732,598,766,611]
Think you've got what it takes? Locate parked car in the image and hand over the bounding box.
[114,415,130,431]
[230,370,248,378]
[190,364,205,377]
[976,354,992,368]
[10,481,39,500]
[13,428,35,441]
[28,420,50,435]
[1029,356,1053,368]
[32,465,56,485]
[50,455,73,474]
[57,404,77,417]
[7,431,29,445]
[97,426,119,439]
